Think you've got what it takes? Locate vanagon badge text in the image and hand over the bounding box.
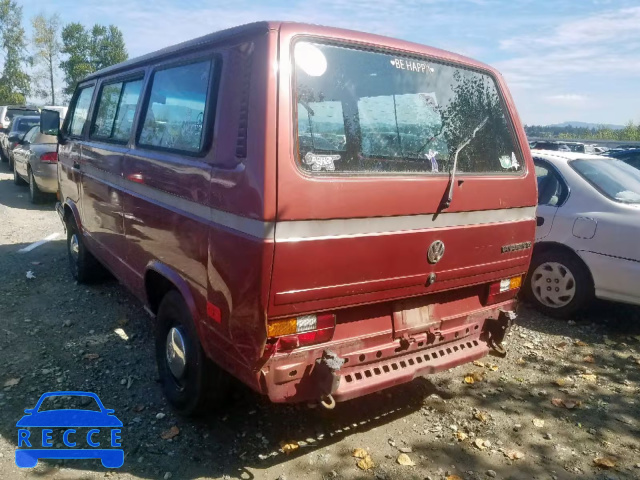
[501,241,532,254]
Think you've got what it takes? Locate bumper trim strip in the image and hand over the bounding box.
[333,336,487,402]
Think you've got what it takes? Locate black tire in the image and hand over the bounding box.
[524,248,593,319]
[66,216,102,283]
[13,161,26,186]
[28,169,45,203]
[155,290,230,416]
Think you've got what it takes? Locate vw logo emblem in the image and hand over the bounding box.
[427,240,445,264]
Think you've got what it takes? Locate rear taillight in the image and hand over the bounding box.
[11,142,18,149]
[486,275,522,305]
[40,152,58,163]
[267,313,335,351]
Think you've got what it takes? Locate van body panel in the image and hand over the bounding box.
[58,145,82,219]
[269,215,534,316]
[56,22,535,407]
[271,23,536,321]
[58,142,84,224]
[275,23,535,220]
[80,142,127,263]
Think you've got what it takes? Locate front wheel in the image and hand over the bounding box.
[524,249,593,319]
[66,217,102,283]
[155,290,230,416]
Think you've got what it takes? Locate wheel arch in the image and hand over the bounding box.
[531,241,595,288]
[62,199,83,233]
[144,261,199,322]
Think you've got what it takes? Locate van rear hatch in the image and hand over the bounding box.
[270,32,536,325]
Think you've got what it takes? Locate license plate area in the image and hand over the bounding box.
[392,297,440,339]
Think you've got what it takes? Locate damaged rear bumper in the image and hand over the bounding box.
[333,335,488,402]
[260,300,517,404]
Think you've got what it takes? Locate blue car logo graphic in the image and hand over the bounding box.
[16,391,123,468]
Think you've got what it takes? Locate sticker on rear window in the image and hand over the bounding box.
[304,152,341,172]
[390,58,435,74]
[426,150,439,172]
[499,152,520,170]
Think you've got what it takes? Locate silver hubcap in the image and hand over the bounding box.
[166,327,187,379]
[531,261,576,308]
[69,234,80,262]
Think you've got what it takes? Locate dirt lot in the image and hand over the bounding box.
[1,168,639,480]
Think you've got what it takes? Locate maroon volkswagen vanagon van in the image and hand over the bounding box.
[50,21,536,414]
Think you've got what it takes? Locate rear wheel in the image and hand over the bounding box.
[13,161,26,185]
[525,249,593,319]
[155,290,230,416]
[66,216,102,283]
[28,169,45,203]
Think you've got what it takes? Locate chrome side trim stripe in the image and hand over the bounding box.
[274,206,537,242]
[82,164,275,240]
[81,164,534,241]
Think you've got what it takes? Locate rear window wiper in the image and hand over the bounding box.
[441,116,489,209]
[413,123,445,158]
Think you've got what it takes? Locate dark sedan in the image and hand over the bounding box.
[1,115,40,169]
[604,148,640,171]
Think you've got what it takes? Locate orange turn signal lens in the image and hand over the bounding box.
[487,275,523,305]
[499,275,522,293]
[509,275,522,290]
[267,318,297,338]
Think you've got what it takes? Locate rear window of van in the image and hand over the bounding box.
[293,41,523,175]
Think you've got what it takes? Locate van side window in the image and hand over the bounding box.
[139,60,212,153]
[69,86,95,137]
[91,78,143,142]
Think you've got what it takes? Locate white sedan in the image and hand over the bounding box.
[525,149,640,318]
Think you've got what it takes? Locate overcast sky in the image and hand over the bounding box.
[18,0,640,126]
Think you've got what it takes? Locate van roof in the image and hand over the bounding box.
[85,21,496,82]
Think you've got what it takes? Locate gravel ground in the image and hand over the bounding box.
[1,168,639,480]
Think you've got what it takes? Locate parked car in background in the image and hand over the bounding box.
[12,125,58,203]
[526,150,640,318]
[1,115,40,169]
[603,148,640,171]
[529,140,571,152]
[52,21,536,414]
[0,106,40,162]
[563,142,588,153]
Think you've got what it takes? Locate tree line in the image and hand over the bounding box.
[0,0,127,106]
[525,122,640,142]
